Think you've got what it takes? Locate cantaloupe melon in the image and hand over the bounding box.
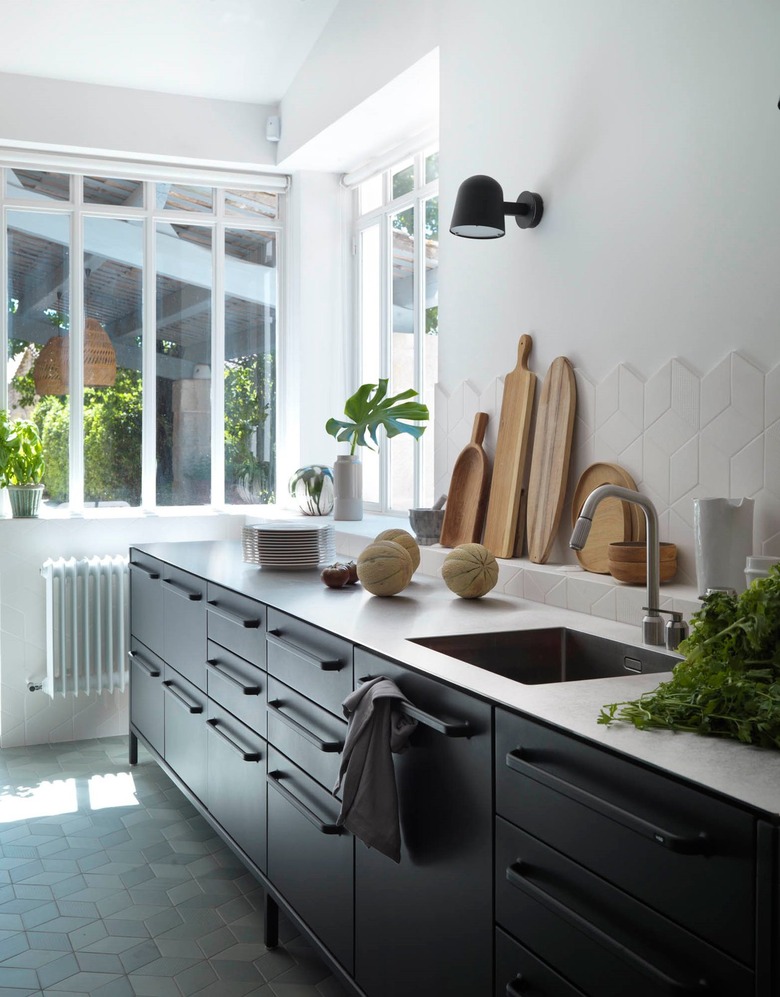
[442,543,498,599]
[357,540,414,596]
[374,528,421,572]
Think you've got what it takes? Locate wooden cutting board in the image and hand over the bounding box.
[439,412,491,547]
[526,357,577,564]
[482,335,537,558]
[571,462,643,573]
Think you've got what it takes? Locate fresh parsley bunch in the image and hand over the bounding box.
[600,564,780,749]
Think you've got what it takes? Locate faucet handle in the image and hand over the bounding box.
[643,608,688,651]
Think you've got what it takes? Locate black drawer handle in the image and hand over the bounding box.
[206,718,262,761]
[267,771,343,835]
[128,649,160,678]
[505,978,525,997]
[267,630,342,671]
[130,562,160,580]
[162,578,203,601]
[207,659,262,696]
[358,676,471,738]
[207,601,261,629]
[506,749,707,855]
[506,863,706,994]
[162,680,203,713]
[267,700,344,753]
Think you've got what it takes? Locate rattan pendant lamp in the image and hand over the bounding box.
[33,281,117,396]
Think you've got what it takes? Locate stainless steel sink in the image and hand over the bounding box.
[408,627,678,684]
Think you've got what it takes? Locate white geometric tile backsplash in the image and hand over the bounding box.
[433,350,780,620]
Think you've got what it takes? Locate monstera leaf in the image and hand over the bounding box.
[326,379,429,455]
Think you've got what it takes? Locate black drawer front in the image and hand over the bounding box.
[496,816,753,997]
[496,709,755,965]
[206,700,266,874]
[266,676,346,791]
[207,584,265,667]
[162,566,207,690]
[496,927,586,997]
[206,641,266,736]
[129,638,164,756]
[163,666,207,804]
[266,747,353,973]
[266,609,352,718]
[129,551,164,657]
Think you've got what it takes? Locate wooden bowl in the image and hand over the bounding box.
[607,542,677,584]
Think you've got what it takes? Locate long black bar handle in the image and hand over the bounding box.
[267,700,344,753]
[129,562,160,580]
[505,978,525,997]
[162,680,203,714]
[358,676,471,738]
[206,659,261,696]
[266,630,342,672]
[506,863,705,994]
[267,771,343,835]
[506,749,706,855]
[207,601,261,629]
[206,719,262,761]
[161,578,202,601]
[127,650,160,678]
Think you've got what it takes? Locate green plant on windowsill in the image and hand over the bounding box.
[325,378,429,454]
[0,410,46,517]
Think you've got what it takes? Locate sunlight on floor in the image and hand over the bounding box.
[0,770,138,823]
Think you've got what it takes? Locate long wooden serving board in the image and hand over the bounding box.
[526,357,577,564]
[439,412,491,547]
[482,335,537,558]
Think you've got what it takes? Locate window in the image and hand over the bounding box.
[353,147,438,512]
[3,168,282,511]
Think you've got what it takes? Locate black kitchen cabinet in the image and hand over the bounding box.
[129,552,165,656]
[128,637,164,756]
[352,648,493,997]
[161,564,207,689]
[163,665,208,804]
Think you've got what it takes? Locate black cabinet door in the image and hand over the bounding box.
[129,638,164,756]
[266,746,353,974]
[207,700,266,874]
[496,927,587,997]
[352,648,493,997]
[163,666,207,804]
[162,566,207,690]
[129,551,164,656]
[206,584,265,667]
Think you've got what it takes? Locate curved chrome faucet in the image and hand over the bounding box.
[570,484,664,646]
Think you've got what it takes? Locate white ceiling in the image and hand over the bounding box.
[0,0,340,105]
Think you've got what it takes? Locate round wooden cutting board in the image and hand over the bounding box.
[571,463,643,573]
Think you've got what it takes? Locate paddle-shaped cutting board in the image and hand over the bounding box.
[526,357,577,564]
[482,335,537,558]
[439,412,491,547]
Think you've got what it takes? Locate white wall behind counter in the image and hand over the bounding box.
[0,511,242,748]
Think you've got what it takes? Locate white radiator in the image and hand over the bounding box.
[40,555,130,698]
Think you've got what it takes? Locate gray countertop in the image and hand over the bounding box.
[134,539,780,818]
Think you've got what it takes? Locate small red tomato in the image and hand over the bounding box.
[321,563,350,588]
[345,561,359,584]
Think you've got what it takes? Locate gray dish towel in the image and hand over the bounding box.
[333,677,418,863]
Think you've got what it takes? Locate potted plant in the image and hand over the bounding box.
[0,411,46,517]
[326,379,429,520]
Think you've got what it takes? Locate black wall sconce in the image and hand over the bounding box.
[449,174,543,238]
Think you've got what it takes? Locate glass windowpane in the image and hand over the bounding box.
[392,160,414,199]
[425,151,439,183]
[225,189,279,220]
[84,176,144,207]
[422,195,439,505]
[390,205,415,512]
[6,170,71,202]
[155,224,212,506]
[156,183,214,212]
[359,225,381,505]
[224,228,277,505]
[359,175,383,214]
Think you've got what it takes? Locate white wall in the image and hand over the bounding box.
[438,0,780,387]
[0,71,279,170]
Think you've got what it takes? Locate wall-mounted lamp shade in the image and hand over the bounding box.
[449,175,543,238]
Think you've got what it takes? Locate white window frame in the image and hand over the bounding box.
[350,144,438,513]
[0,159,287,515]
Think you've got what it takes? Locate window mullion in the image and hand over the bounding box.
[141,185,156,510]
[212,212,225,508]
[69,189,85,512]
[380,211,392,513]
[413,189,426,509]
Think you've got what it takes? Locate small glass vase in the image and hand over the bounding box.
[333,455,363,521]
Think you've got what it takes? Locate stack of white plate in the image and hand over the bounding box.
[242,520,336,569]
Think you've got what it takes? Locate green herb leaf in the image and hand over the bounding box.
[326,379,429,455]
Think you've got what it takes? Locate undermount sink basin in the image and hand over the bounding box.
[408,627,677,685]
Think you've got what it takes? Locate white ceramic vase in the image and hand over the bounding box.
[693,497,754,596]
[333,454,363,521]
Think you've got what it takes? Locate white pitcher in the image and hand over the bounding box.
[693,497,754,597]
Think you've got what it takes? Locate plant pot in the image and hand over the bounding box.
[333,455,362,521]
[7,483,44,518]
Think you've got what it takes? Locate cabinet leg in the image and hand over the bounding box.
[264,892,279,949]
[129,731,138,766]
